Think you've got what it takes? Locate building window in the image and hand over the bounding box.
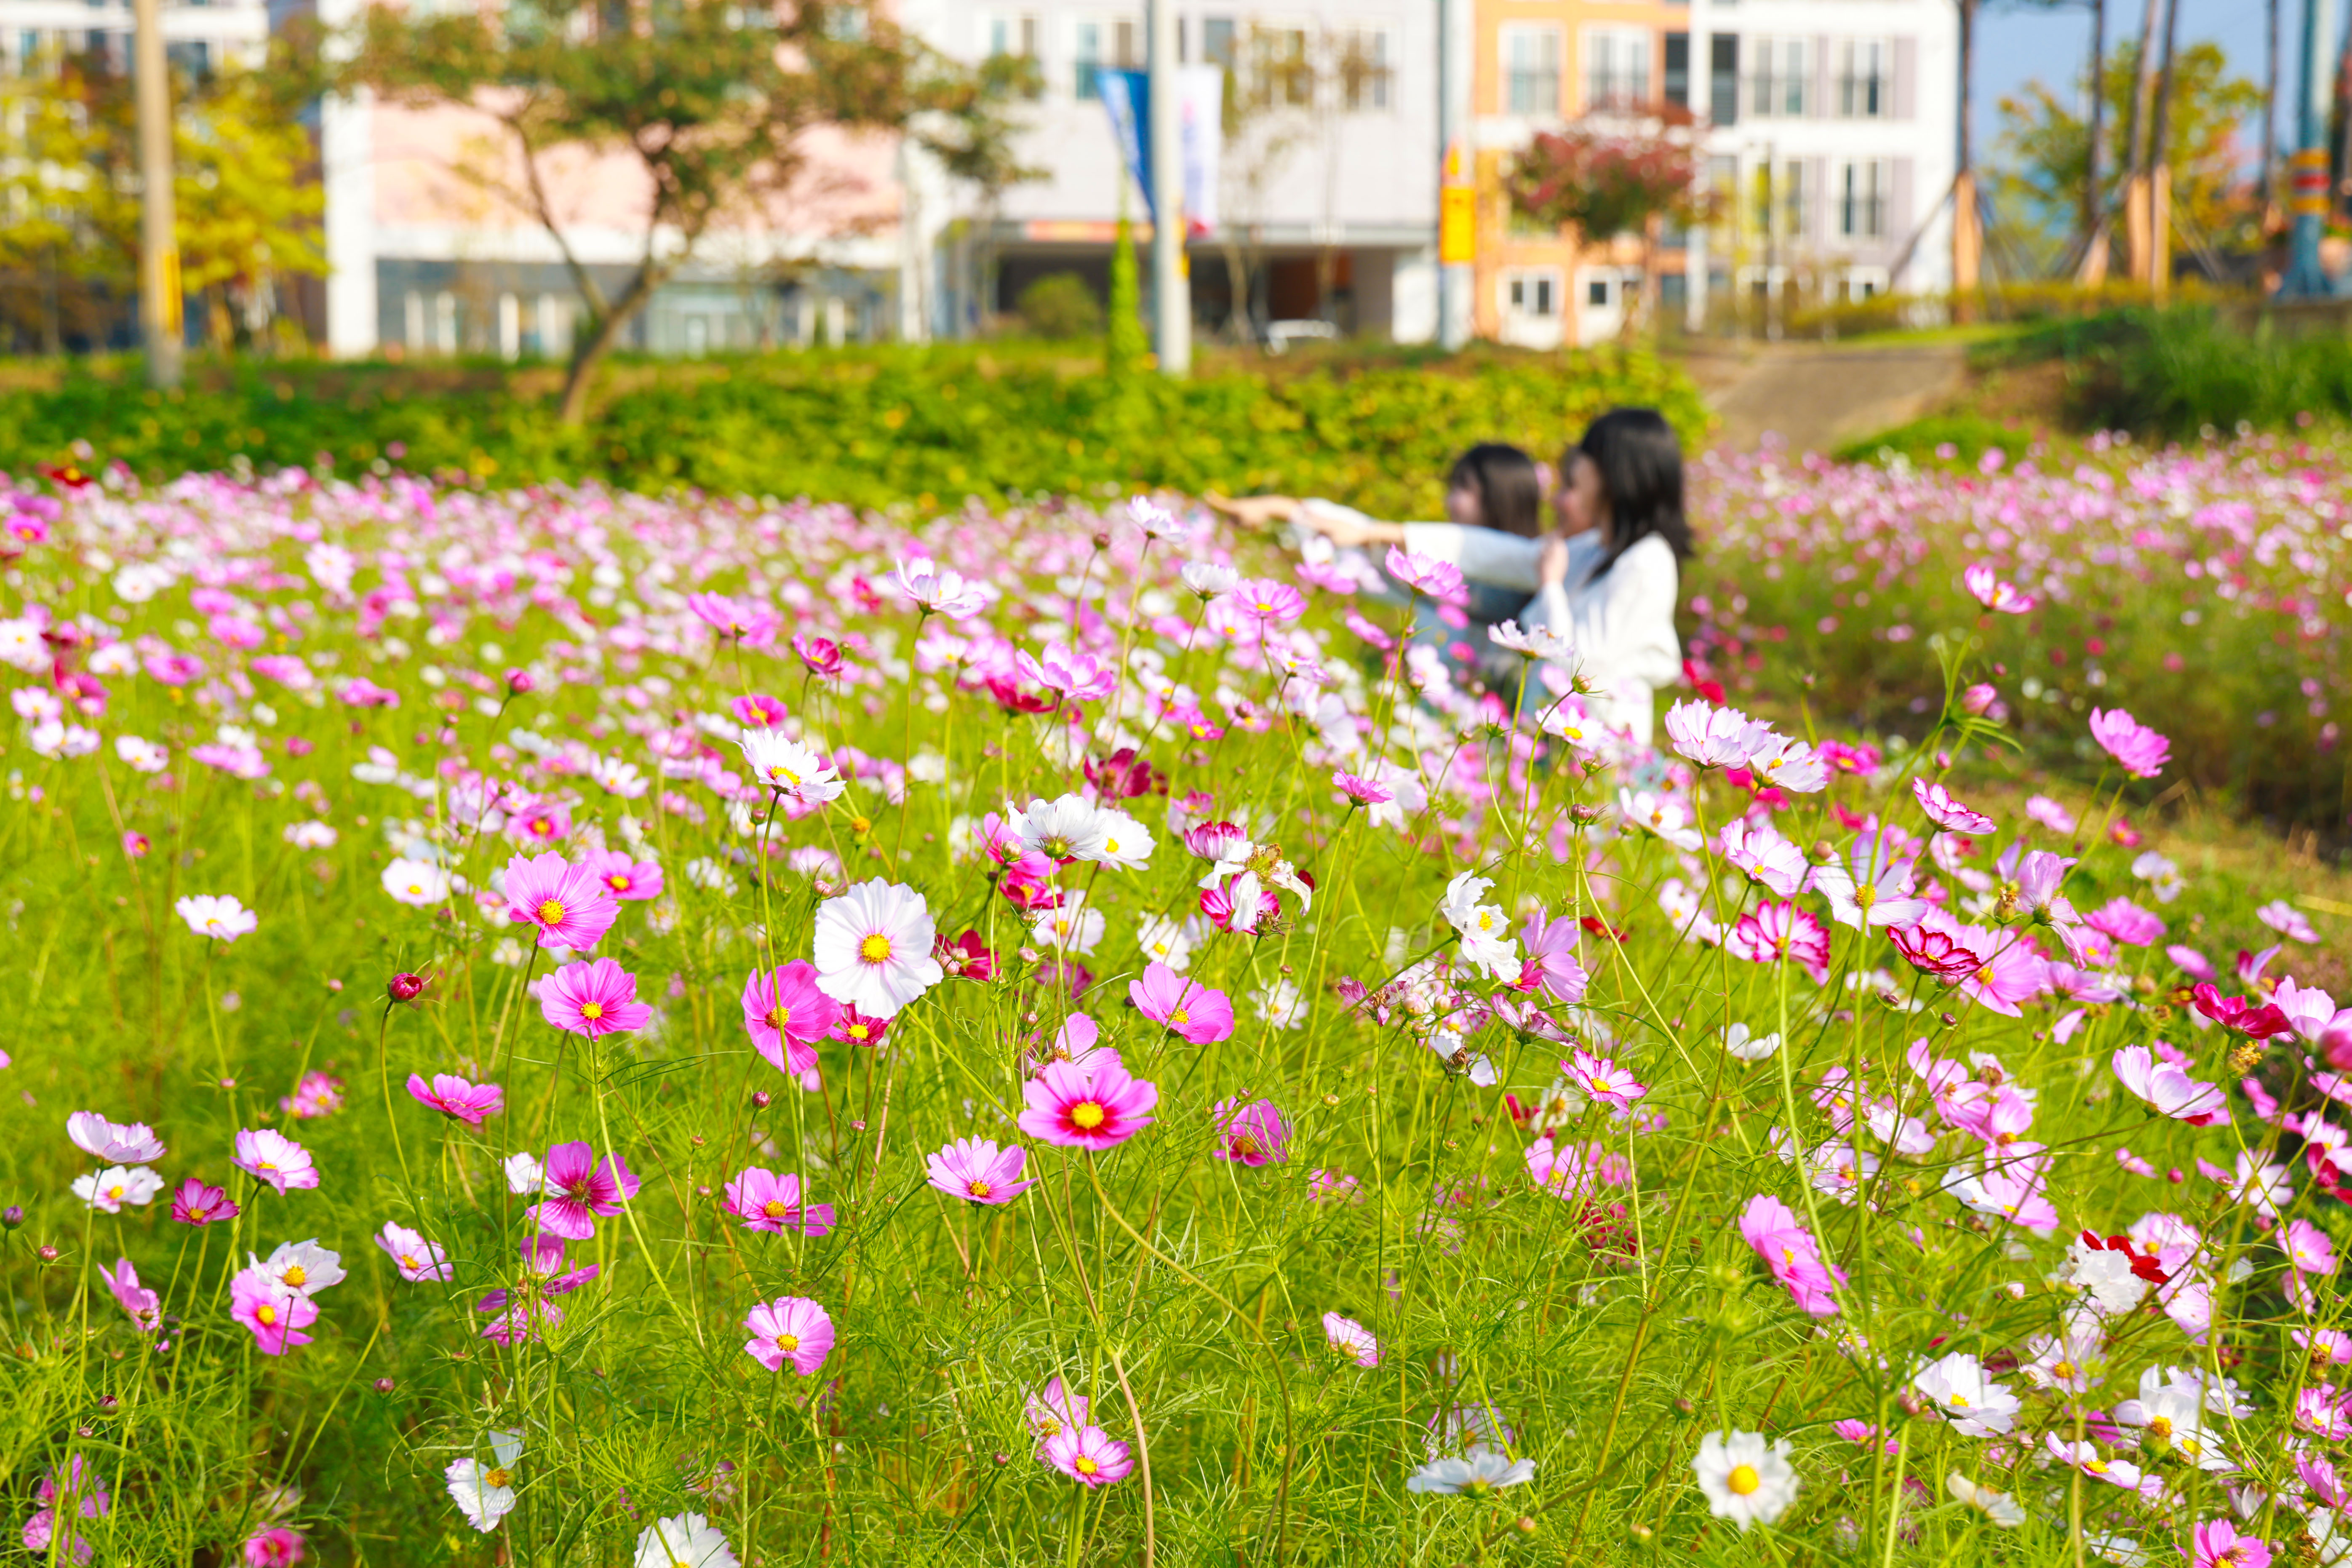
[1074,20,1101,99]
[1267,28,1311,105]
[1746,36,1807,119]
[987,13,1041,97]
[1340,27,1391,111]
[1113,17,1138,68]
[1582,27,1651,112]
[1202,15,1235,68]
[1764,158,1810,239]
[1664,31,1689,110]
[1502,25,1561,117]
[1838,158,1887,239]
[1837,38,1887,118]
[1504,270,1559,318]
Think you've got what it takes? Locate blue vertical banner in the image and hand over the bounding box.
[1098,68,1155,221]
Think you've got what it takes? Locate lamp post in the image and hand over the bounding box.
[132,0,182,388]
[1148,0,1190,373]
[2279,0,2339,296]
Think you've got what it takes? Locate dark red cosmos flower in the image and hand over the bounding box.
[2077,1230,2170,1286]
[984,676,1057,714]
[1890,923,1984,984]
[2190,983,2293,1039]
[1084,747,1166,799]
[932,929,996,981]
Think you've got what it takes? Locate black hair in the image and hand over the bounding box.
[1445,443,1543,539]
[1571,408,1693,577]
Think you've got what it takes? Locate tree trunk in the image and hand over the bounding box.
[1952,0,1979,318]
[2081,0,2106,251]
[557,262,668,426]
[2145,0,2181,296]
[2120,0,2162,283]
[1220,238,1250,342]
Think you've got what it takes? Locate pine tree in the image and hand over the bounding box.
[1106,202,1148,378]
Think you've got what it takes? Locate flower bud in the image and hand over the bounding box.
[752,1090,772,1109]
[1516,1517,1538,1536]
[388,972,427,1003]
[0,1206,20,1229]
[505,668,534,695]
[1960,683,1997,716]
[374,1378,396,1394]
[1091,531,1111,550]
[37,1245,59,1263]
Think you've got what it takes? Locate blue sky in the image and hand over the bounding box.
[1980,0,2291,169]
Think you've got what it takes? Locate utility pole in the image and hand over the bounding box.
[133,0,182,388]
[1437,0,1471,349]
[1685,0,1711,334]
[2281,0,2339,295]
[1147,0,1190,374]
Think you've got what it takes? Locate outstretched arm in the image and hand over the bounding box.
[1203,492,1304,529]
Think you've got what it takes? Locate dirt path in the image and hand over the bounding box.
[1677,340,1970,455]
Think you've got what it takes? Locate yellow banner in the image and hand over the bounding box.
[1440,187,1476,264]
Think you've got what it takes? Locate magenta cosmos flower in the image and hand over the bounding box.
[742,960,839,1077]
[502,851,620,952]
[1322,1311,1380,1368]
[406,1072,503,1123]
[539,958,654,1038]
[1128,962,1234,1044]
[241,1526,305,1568]
[1562,1049,1647,1114]
[1516,909,1590,1002]
[723,1167,834,1236]
[2088,708,2171,779]
[1727,900,1834,986]
[1043,1425,1135,1486]
[925,1138,1036,1204]
[171,1178,238,1225]
[579,847,663,903]
[528,1141,640,1240]
[1232,578,1306,622]
[1018,1060,1158,1150]
[230,1270,319,1355]
[744,1296,835,1375]
[233,1129,320,1194]
[1212,1098,1291,1166]
[1740,1194,1845,1317]
[810,879,945,1018]
[67,1111,166,1165]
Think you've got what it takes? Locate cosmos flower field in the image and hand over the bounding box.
[0,445,2347,1568]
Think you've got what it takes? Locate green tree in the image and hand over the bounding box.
[0,55,109,354]
[1993,39,2263,256]
[346,0,1025,423]
[1106,207,1147,376]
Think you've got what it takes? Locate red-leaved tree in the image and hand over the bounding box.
[1505,110,1705,336]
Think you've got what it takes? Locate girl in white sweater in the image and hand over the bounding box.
[1214,409,1692,744]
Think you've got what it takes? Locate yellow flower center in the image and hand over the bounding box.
[2052,1360,2075,1379]
[1075,1456,1099,1476]
[1727,1464,1761,1496]
[538,898,566,925]
[968,1179,992,1197]
[1170,1008,1189,1025]
[106,1184,124,1200]
[770,764,802,785]
[2085,1459,2108,1475]
[283,1265,307,1286]
[2148,1416,2172,1440]
[763,1199,792,1219]
[483,1467,512,1488]
[775,1333,799,1352]
[859,933,893,963]
[848,1023,870,1040]
[609,876,631,893]
[1070,1101,1107,1130]
[1855,884,1877,908]
[1105,837,1121,854]
[1976,966,1995,985]
[580,1002,604,1020]
[256,1304,278,1326]
[1233,1135,1260,1157]
[1949,1392,1970,1408]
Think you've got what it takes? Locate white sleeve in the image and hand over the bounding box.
[1568,540,1683,692]
[1398,523,1544,592]
[1300,497,1381,532]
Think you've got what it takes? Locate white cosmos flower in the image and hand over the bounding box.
[1405,1445,1535,1495]
[1724,1023,1782,1060]
[1691,1429,1799,1531]
[1946,1472,2026,1527]
[1135,914,1195,972]
[74,1164,165,1212]
[283,820,338,849]
[1180,561,1238,600]
[811,879,945,1018]
[633,1512,739,1568]
[1091,809,1155,869]
[250,1238,346,1296]
[1909,1350,2021,1436]
[504,1152,547,1196]
[446,1430,525,1532]
[1487,619,1574,660]
[738,731,843,804]
[114,734,169,772]
[382,857,452,906]
[1030,893,1107,955]
[1016,793,1109,861]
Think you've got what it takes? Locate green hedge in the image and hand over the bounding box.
[0,345,1709,516]
[1991,304,2352,438]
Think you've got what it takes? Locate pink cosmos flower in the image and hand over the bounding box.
[1383,545,1465,600]
[280,1071,344,1120]
[1515,910,1590,1002]
[1322,1311,1380,1368]
[1740,1193,1845,1316]
[1809,837,1929,930]
[724,1167,835,1237]
[1332,769,1395,809]
[926,1137,1036,1204]
[171,1178,238,1225]
[744,1296,835,1375]
[2188,1519,2271,1568]
[230,1268,319,1355]
[1025,1377,1090,1442]
[103,1257,160,1330]
[1889,921,1984,983]
[475,1233,600,1321]
[24,1458,108,1565]
[2088,708,2171,779]
[1018,1059,1159,1150]
[2110,1045,2228,1126]
[1043,1425,1135,1486]
[1232,578,1307,622]
[793,632,845,677]
[1015,642,1117,702]
[66,1111,166,1165]
[1727,900,1833,985]
[1663,698,1768,769]
[528,1141,641,1240]
[406,1073,504,1124]
[1961,562,2036,613]
[1212,1099,1291,1166]
[1912,778,1995,834]
[242,1527,305,1567]
[829,1005,892,1049]
[1129,962,1234,1044]
[376,1221,454,1282]
[687,591,780,647]
[742,960,841,1078]
[1562,1049,1647,1113]
[578,847,664,902]
[731,692,790,730]
[538,957,654,1038]
[502,851,620,952]
[2084,897,2164,946]
[810,879,945,1018]
[1719,817,1808,898]
[233,1128,320,1194]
